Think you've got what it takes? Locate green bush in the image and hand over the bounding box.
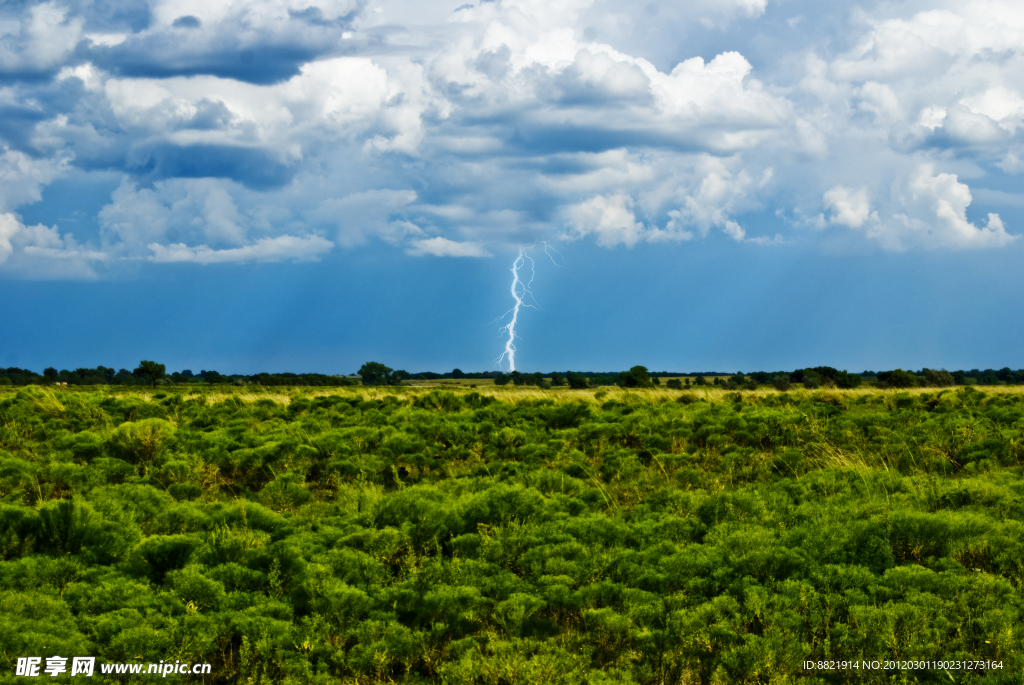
[0,385,1020,683]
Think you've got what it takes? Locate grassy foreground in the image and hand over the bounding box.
[1,384,1023,684]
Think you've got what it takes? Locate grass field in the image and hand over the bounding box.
[1,384,1022,683]
[397,377,737,389]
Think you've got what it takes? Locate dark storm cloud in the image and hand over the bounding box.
[88,40,322,84]
[81,11,368,85]
[171,15,201,29]
[126,144,297,190]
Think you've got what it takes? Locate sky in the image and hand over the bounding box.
[1,0,1023,374]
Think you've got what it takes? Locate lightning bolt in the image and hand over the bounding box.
[495,242,564,372]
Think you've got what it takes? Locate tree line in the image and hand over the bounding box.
[358,362,1024,390]
[0,364,358,387]
[4,361,1024,390]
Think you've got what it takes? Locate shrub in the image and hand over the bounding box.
[878,369,920,388]
[565,372,589,389]
[923,368,955,387]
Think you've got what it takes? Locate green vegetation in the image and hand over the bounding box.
[1,384,1022,683]
[10,362,1024,392]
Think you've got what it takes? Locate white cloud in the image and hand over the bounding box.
[0,149,69,212]
[3,0,1024,280]
[997,151,1024,173]
[0,2,83,73]
[961,87,1024,134]
[0,212,106,278]
[99,178,257,252]
[148,234,334,263]
[823,185,877,228]
[100,55,433,158]
[564,193,646,248]
[817,167,1016,250]
[0,213,19,264]
[918,107,947,130]
[665,156,767,240]
[406,237,492,257]
[904,164,1016,249]
[306,189,420,247]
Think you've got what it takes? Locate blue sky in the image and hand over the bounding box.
[1,0,1023,374]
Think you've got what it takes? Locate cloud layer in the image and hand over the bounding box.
[1,0,1022,277]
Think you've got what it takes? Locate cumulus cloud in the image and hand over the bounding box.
[565,193,646,248]
[0,149,70,212]
[820,166,1017,250]
[148,234,334,263]
[406,237,492,257]
[99,178,256,252]
[0,2,83,75]
[0,212,106,278]
[823,186,877,229]
[902,164,1016,250]
[306,189,420,247]
[1,0,1022,279]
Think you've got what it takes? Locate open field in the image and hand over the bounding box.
[401,378,498,388]
[396,377,739,389]
[1,384,1022,683]
[30,381,1024,405]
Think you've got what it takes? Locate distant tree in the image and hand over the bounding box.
[772,374,792,391]
[652,375,661,386]
[494,374,511,386]
[201,370,227,384]
[744,377,758,391]
[801,370,822,389]
[451,368,465,379]
[550,372,566,387]
[133,360,166,388]
[666,378,683,390]
[834,371,862,389]
[44,367,58,382]
[358,362,393,386]
[953,370,967,385]
[618,366,653,388]
[996,367,1022,384]
[877,369,919,388]
[565,372,588,389]
[684,377,691,386]
[923,368,954,387]
[978,370,1000,385]
[694,376,707,386]
[809,366,840,384]
[725,374,746,390]
[112,369,136,385]
[391,370,410,385]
